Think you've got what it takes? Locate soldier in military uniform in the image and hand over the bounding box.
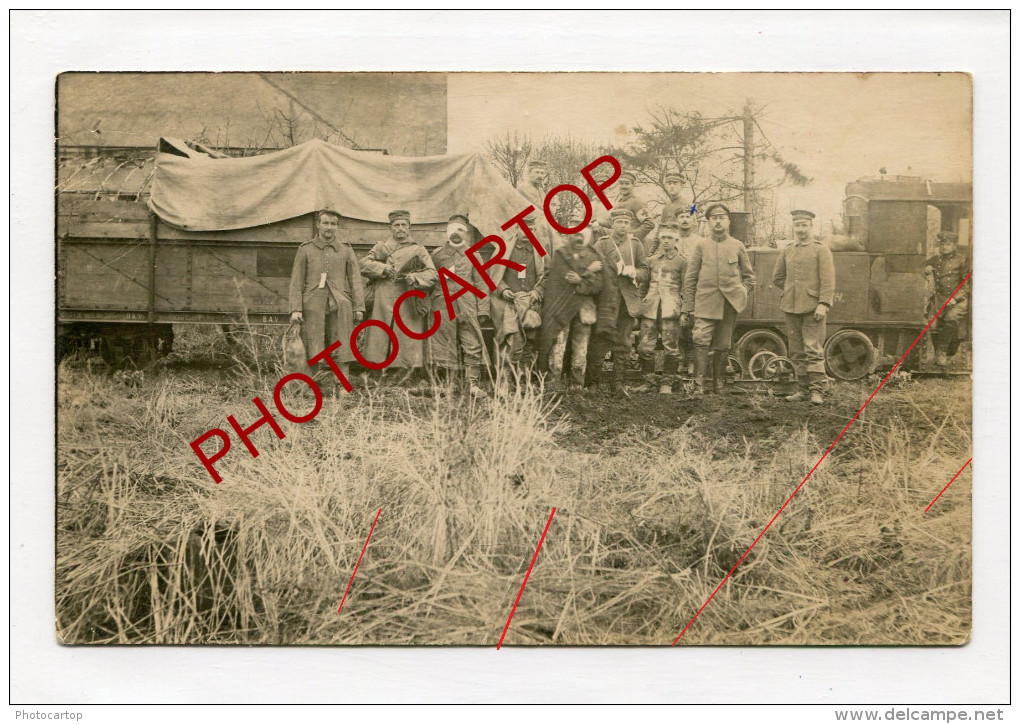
[358,210,438,382]
[681,202,755,395]
[648,171,692,256]
[288,208,365,387]
[770,209,836,405]
[926,231,970,367]
[428,213,489,398]
[591,207,650,392]
[595,170,655,245]
[489,211,547,374]
[515,159,548,209]
[637,223,687,394]
[674,204,705,262]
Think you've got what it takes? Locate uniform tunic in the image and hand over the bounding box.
[288,235,365,364]
[538,244,603,385]
[638,247,687,364]
[926,250,970,357]
[428,243,489,372]
[682,235,755,350]
[489,239,546,364]
[359,236,438,369]
[595,191,656,243]
[771,239,836,379]
[592,233,650,361]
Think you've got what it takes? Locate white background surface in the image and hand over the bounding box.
[9,9,1010,708]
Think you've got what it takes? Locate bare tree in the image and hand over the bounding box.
[484,130,533,188]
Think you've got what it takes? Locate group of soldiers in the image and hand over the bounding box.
[292,161,979,406]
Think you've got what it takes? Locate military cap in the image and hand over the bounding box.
[527,159,548,169]
[664,171,684,182]
[937,231,959,243]
[317,207,342,221]
[610,208,635,221]
[448,213,470,227]
[703,202,731,218]
[791,209,816,220]
[619,170,637,182]
[658,222,680,235]
[388,210,411,223]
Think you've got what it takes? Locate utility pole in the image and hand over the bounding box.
[742,101,755,244]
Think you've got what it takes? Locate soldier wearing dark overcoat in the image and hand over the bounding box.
[288,208,365,386]
[488,212,547,372]
[358,210,438,379]
[681,202,755,394]
[591,207,650,391]
[770,209,836,405]
[926,231,970,367]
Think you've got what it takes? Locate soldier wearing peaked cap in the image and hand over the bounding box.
[654,171,693,255]
[681,202,755,395]
[516,159,549,210]
[925,230,970,367]
[595,170,655,245]
[637,222,687,394]
[590,206,650,392]
[771,209,835,404]
[289,207,365,389]
[359,209,438,382]
[489,210,547,374]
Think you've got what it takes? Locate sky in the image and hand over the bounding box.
[447,72,972,232]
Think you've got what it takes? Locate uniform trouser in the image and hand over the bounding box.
[549,317,592,386]
[303,308,345,380]
[935,302,967,357]
[500,328,539,368]
[692,301,738,351]
[611,303,638,377]
[431,317,484,381]
[784,311,826,389]
[637,311,681,366]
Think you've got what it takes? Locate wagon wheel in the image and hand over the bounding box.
[736,329,787,377]
[747,350,778,380]
[824,329,876,380]
[726,354,744,382]
[762,356,797,382]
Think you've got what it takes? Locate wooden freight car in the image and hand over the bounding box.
[730,176,972,380]
[56,195,448,366]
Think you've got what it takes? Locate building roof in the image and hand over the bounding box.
[56,72,447,156]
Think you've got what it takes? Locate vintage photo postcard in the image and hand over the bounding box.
[55,71,972,646]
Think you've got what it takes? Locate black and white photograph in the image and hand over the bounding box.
[53,70,974,647]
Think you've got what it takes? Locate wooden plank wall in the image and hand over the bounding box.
[58,198,452,320]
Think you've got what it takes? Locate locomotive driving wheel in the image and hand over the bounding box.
[736,329,787,379]
[824,329,876,380]
[762,355,797,382]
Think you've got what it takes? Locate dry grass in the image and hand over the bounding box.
[56,332,972,646]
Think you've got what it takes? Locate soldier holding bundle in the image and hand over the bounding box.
[358,210,438,382]
[489,212,547,374]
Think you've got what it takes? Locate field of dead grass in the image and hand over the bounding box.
[55,327,972,646]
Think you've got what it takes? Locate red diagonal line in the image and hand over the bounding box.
[925,458,972,513]
[672,273,971,644]
[497,507,557,649]
[337,507,382,614]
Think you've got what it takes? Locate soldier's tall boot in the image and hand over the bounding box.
[660,358,679,394]
[636,357,656,392]
[785,366,810,402]
[710,350,727,394]
[693,347,710,396]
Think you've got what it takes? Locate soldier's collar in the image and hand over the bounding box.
[313,235,338,249]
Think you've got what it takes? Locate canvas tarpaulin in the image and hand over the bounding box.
[148,138,548,242]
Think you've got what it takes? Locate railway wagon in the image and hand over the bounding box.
[56,197,453,366]
[57,138,539,366]
[730,176,971,381]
